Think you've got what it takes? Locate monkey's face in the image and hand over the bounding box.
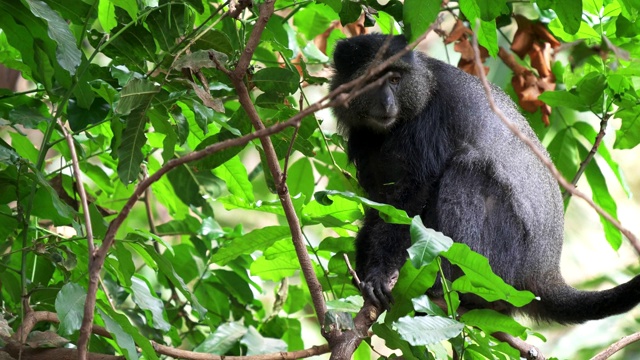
[330,34,432,134]
[342,72,403,133]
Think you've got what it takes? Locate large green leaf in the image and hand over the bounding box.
[552,0,583,35]
[54,283,86,336]
[212,226,291,266]
[577,144,622,250]
[407,216,453,268]
[115,78,159,184]
[314,190,411,224]
[213,155,254,203]
[443,243,535,307]
[252,67,300,95]
[97,304,159,360]
[460,309,527,337]
[393,316,464,346]
[98,309,139,360]
[25,0,81,74]
[403,0,440,42]
[194,322,247,354]
[130,276,171,331]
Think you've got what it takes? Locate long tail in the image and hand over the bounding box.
[527,275,640,324]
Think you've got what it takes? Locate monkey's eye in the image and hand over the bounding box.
[389,75,401,85]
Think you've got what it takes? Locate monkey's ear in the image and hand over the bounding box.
[332,34,413,76]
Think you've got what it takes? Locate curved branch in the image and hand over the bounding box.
[470,20,640,254]
[591,332,640,360]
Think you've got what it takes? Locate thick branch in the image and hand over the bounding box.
[7,310,328,360]
[225,0,329,324]
[152,342,329,360]
[470,21,640,254]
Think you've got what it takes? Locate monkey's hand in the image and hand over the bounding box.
[359,268,399,310]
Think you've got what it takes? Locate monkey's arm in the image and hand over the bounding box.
[355,209,411,309]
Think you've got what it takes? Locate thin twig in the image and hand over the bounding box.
[343,253,361,285]
[470,20,640,254]
[591,332,640,360]
[57,120,94,254]
[564,115,609,200]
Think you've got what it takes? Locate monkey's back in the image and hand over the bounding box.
[421,56,565,294]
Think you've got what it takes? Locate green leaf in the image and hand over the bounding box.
[393,315,464,346]
[293,3,337,40]
[552,0,582,35]
[459,1,499,57]
[287,157,314,203]
[577,144,622,250]
[302,196,362,227]
[241,327,287,355]
[583,0,604,15]
[98,304,159,360]
[407,216,453,268]
[314,190,411,224]
[390,261,439,320]
[212,226,291,266]
[31,184,75,225]
[98,309,139,360]
[460,309,528,337]
[194,322,247,354]
[444,243,535,307]
[67,98,110,132]
[403,0,440,42]
[9,132,39,163]
[252,67,300,95]
[476,0,509,20]
[98,0,117,33]
[115,78,159,184]
[130,276,171,332]
[538,90,588,111]
[547,127,579,182]
[104,24,155,69]
[476,19,499,57]
[614,103,640,149]
[25,0,81,74]
[142,244,207,318]
[250,239,299,281]
[338,0,361,26]
[55,283,86,336]
[213,156,254,203]
[576,72,606,105]
[411,295,447,317]
[191,29,233,55]
[146,4,190,52]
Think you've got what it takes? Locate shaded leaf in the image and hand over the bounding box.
[25,0,81,74]
[55,283,86,336]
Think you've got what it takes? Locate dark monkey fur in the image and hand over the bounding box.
[330,34,640,324]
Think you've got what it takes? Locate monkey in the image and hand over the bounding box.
[330,34,640,324]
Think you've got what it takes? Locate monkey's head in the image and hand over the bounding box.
[330,34,433,134]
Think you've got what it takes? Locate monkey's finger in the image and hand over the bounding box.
[361,282,382,309]
[373,286,391,310]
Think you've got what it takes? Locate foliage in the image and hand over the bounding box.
[0,0,639,359]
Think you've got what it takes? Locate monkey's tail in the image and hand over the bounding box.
[530,274,640,324]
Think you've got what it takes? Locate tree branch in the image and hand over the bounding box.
[6,310,329,360]
[470,20,640,255]
[591,332,640,360]
[564,115,609,200]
